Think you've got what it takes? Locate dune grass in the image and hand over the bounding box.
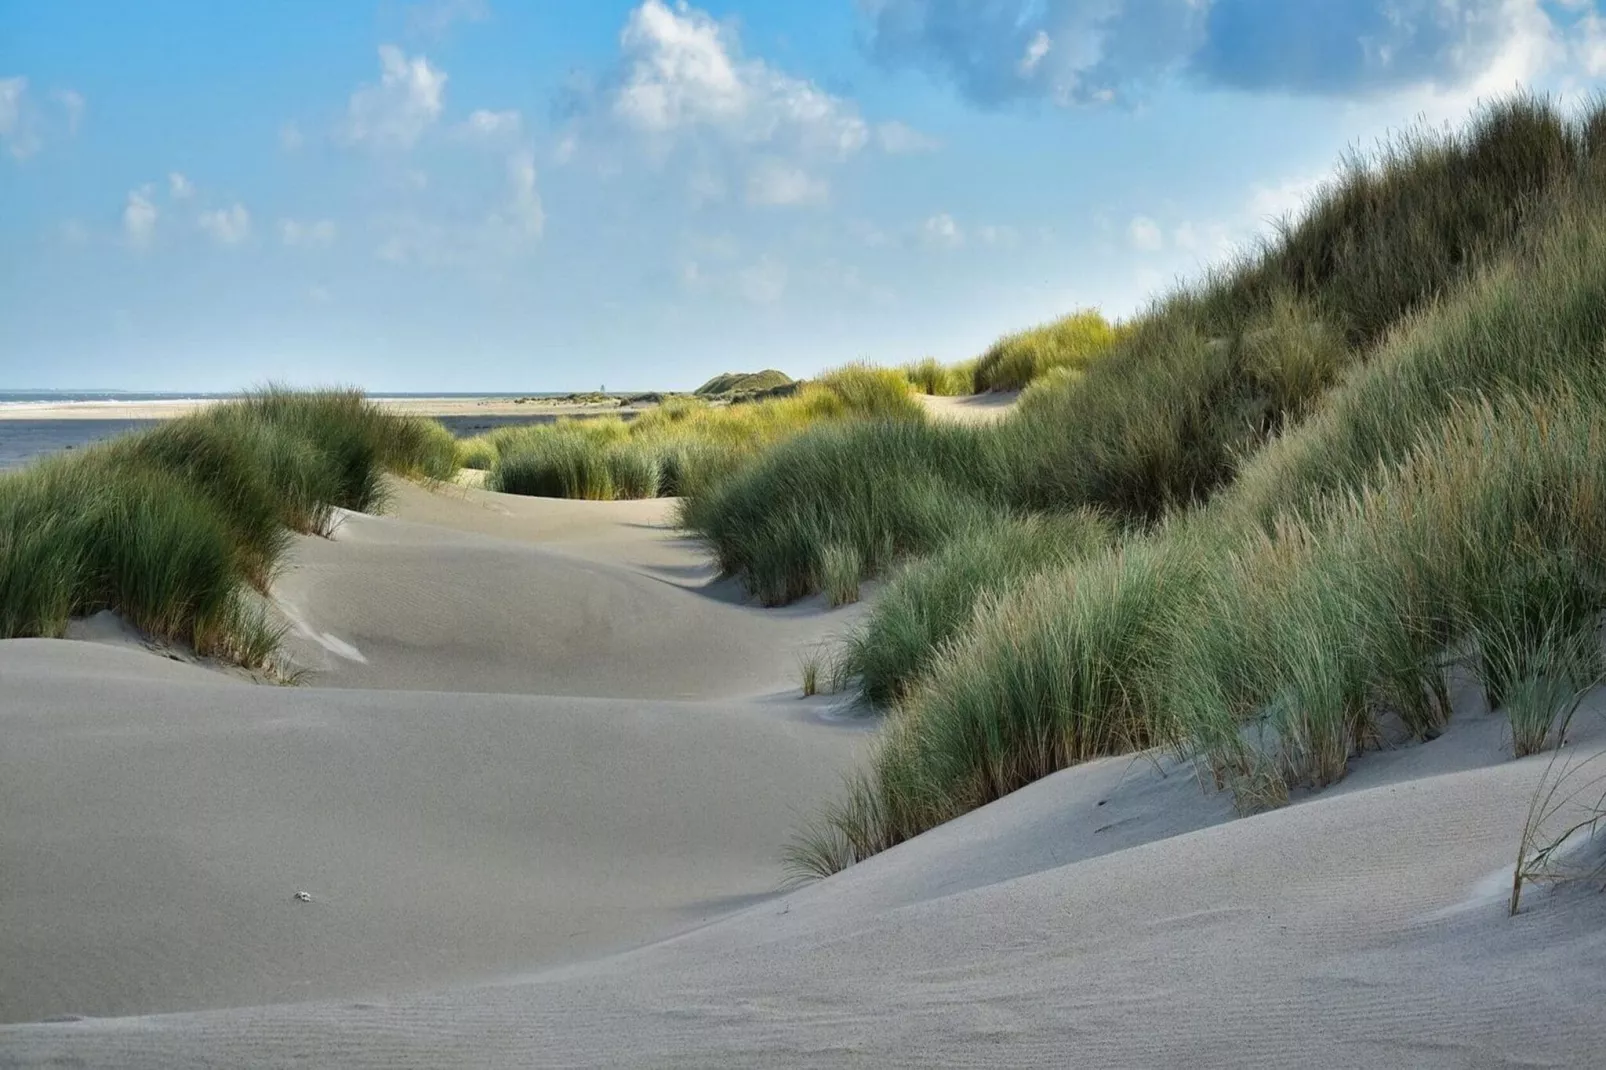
[900,357,976,396]
[694,369,794,396]
[770,94,1606,875]
[971,309,1119,393]
[484,364,923,504]
[0,388,456,671]
[834,511,1115,708]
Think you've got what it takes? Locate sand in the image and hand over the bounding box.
[5,477,1606,1066]
[0,397,635,421]
[916,390,1020,423]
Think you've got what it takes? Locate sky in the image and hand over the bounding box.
[2,1,1604,392]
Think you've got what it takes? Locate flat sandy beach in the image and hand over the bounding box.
[4,473,1606,1066]
[0,396,637,421]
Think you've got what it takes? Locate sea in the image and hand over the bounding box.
[0,391,584,471]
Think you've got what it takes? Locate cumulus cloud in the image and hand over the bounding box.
[168,172,195,200]
[280,121,305,152]
[861,0,1591,107]
[343,45,447,148]
[199,203,252,246]
[123,187,158,248]
[279,218,338,247]
[609,0,868,154]
[563,2,926,209]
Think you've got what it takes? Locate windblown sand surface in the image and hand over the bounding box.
[5,477,1606,1067]
[917,390,1020,423]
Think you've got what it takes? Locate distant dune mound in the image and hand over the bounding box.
[694,370,794,397]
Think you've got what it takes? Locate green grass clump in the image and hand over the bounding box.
[605,440,663,499]
[489,429,617,499]
[837,511,1115,708]
[0,388,455,671]
[695,369,794,396]
[681,419,1007,605]
[900,357,976,396]
[971,309,1119,392]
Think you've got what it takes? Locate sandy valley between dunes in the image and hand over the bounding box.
[3,476,1606,1067]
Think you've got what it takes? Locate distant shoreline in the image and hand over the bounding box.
[0,395,643,421]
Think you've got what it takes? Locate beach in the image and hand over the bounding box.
[4,467,1606,1066]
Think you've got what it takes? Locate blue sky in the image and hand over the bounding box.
[2,0,1604,392]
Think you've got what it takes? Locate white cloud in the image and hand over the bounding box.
[0,78,84,159]
[922,212,964,248]
[611,0,869,156]
[60,219,90,246]
[1578,12,1606,77]
[123,187,158,248]
[0,76,39,159]
[746,160,827,206]
[280,121,305,152]
[1018,30,1052,76]
[976,224,1019,247]
[737,254,787,304]
[199,203,252,246]
[461,108,522,139]
[1127,215,1163,252]
[876,120,940,154]
[52,88,84,134]
[343,45,447,149]
[168,172,195,200]
[407,0,489,39]
[501,149,545,237]
[376,149,543,265]
[1247,174,1328,226]
[279,218,337,247]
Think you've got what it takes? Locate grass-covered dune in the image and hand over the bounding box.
[472,364,920,502]
[694,369,794,396]
[669,96,1606,877]
[0,389,456,670]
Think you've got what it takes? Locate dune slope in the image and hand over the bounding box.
[6,694,1605,1066]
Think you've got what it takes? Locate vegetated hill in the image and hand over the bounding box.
[676,94,1606,873]
[694,370,794,396]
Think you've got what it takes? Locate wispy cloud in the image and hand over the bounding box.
[862,0,1589,107]
[279,218,338,247]
[342,45,447,149]
[123,187,158,248]
[198,203,252,246]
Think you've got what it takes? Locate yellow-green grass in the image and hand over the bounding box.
[971,309,1121,393]
[778,95,1606,876]
[899,357,977,396]
[485,364,923,504]
[0,388,456,671]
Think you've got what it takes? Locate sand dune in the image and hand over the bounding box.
[5,479,1606,1066]
[274,483,858,698]
[6,692,1605,1066]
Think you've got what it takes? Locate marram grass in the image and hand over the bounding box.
[0,388,456,672]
